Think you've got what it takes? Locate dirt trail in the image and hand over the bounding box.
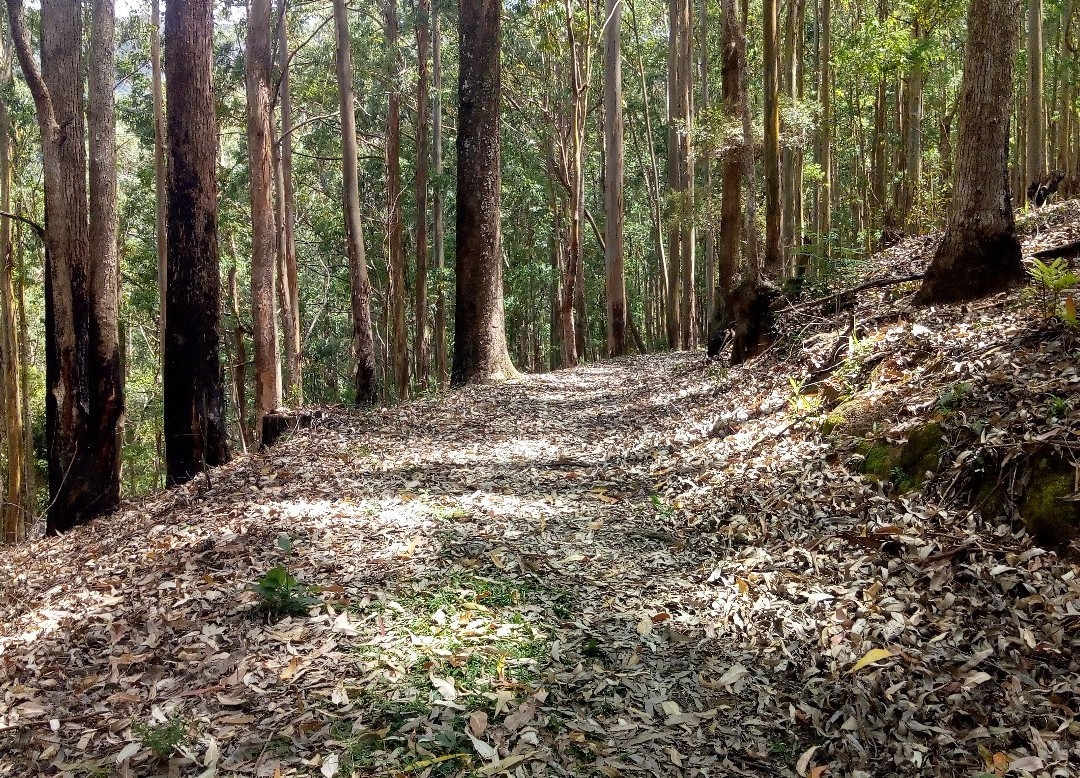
[1,348,1078,777]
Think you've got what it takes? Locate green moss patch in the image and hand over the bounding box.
[858,422,944,493]
[1021,456,1080,544]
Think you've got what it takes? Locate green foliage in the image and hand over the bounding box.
[248,565,321,619]
[1028,258,1080,320]
[133,717,191,760]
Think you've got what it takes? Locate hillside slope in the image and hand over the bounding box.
[2,207,1080,776]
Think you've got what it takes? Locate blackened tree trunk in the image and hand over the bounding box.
[246,0,281,440]
[762,0,782,277]
[915,0,1024,304]
[333,0,378,404]
[452,0,516,385]
[163,0,229,485]
[8,0,122,532]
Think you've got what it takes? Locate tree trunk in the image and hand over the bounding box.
[276,1,302,405]
[711,0,743,356]
[8,0,122,532]
[604,0,626,357]
[246,0,281,442]
[163,0,229,486]
[0,40,23,542]
[762,0,782,278]
[817,0,831,256]
[333,0,378,404]
[88,0,124,506]
[452,0,516,384]
[151,0,167,360]
[414,0,431,387]
[386,0,409,400]
[628,0,667,334]
[665,0,681,348]
[677,0,694,351]
[432,0,448,386]
[226,247,252,451]
[1026,0,1045,195]
[898,22,924,233]
[915,0,1024,304]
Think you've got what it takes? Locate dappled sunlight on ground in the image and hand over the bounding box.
[2,292,1080,777]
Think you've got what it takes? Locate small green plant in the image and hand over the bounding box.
[1045,395,1068,421]
[787,375,823,415]
[649,494,676,521]
[248,565,321,619]
[936,381,973,413]
[1029,257,1080,318]
[134,717,191,760]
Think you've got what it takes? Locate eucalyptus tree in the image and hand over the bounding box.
[915,0,1024,303]
[452,0,516,384]
[7,0,123,532]
[163,0,229,485]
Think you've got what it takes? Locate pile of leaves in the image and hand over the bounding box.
[1,209,1080,777]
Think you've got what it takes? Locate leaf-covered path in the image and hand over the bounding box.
[3,328,1080,775]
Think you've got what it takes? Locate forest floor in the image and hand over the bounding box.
[3,205,1080,778]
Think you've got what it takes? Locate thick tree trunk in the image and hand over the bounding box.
[452,0,516,384]
[432,0,448,386]
[8,0,122,532]
[711,0,743,357]
[246,0,281,441]
[276,1,302,405]
[386,0,409,400]
[604,0,626,357]
[414,0,431,387]
[333,0,378,404]
[915,0,1024,304]
[163,0,229,486]
[88,0,124,506]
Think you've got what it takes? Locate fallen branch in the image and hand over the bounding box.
[779,274,924,314]
[1032,238,1080,260]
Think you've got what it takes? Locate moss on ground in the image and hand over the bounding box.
[1021,456,1080,544]
[858,422,944,493]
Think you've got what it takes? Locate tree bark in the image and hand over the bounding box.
[414,0,431,386]
[0,38,24,542]
[817,0,831,256]
[276,0,302,405]
[8,0,123,532]
[452,0,516,384]
[1026,0,1045,195]
[246,0,281,441]
[762,0,782,278]
[151,0,167,360]
[386,0,409,400]
[432,0,448,386]
[226,247,252,451]
[333,0,378,404]
[915,0,1024,304]
[163,0,229,485]
[88,0,124,508]
[604,0,626,358]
